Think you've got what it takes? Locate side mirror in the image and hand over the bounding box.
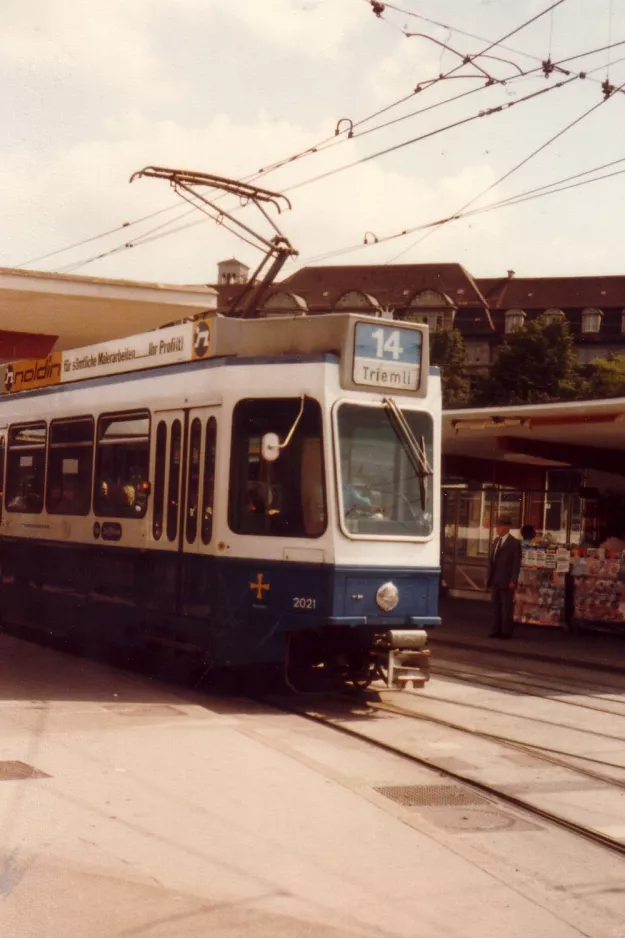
[261,432,281,462]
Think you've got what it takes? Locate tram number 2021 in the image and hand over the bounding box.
[293,597,317,610]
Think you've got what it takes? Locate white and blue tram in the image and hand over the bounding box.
[0,312,440,688]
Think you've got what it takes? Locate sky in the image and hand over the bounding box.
[2,0,625,285]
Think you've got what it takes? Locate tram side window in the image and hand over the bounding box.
[185,418,202,544]
[6,422,47,513]
[166,419,182,542]
[46,417,94,515]
[94,412,150,519]
[152,421,167,540]
[0,437,5,515]
[229,398,326,538]
[201,416,217,545]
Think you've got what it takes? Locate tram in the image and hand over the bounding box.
[0,311,441,689]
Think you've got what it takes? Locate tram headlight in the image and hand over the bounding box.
[376,581,399,612]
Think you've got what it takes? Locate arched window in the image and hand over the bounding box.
[408,290,455,331]
[262,292,308,317]
[410,289,449,307]
[543,308,565,324]
[581,308,603,334]
[335,291,380,311]
[504,309,526,333]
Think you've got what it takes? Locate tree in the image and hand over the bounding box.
[586,354,625,399]
[478,313,583,406]
[429,326,470,407]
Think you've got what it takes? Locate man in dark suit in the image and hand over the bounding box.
[486,515,522,639]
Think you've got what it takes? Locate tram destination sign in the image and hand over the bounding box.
[2,319,213,394]
[351,322,422,392]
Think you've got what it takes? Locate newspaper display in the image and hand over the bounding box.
[570,547,625,623]
[513,546,570,627]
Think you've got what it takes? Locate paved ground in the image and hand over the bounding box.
[1,632,625,936]
[432,596,625,673]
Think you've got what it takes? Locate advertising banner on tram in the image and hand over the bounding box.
[2,319,214,394]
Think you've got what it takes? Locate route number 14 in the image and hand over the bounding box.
[371,328,404,362]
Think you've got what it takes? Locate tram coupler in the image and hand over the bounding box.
[377,629,430,690]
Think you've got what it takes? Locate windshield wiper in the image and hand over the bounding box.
[382,397,433,510]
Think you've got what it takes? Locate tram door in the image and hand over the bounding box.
[182,407,218,555]
[152,407,219,552]
[180,407,219,622]
[152,410,185,547]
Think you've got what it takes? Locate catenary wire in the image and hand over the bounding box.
[257,0,574,178]
[283,75,578,194]
[58,55,625,277]
[22,25,625,274]
[41,8,625,276]
[386,73,625,262]
[296,156,625,266]
[14,202,186,270]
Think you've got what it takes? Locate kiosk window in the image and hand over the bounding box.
[152,421,167,540]
[166,419,182,542]
[185,418,202,544]
[229,398,326,538]
[201,416,217,545]
[94,411,150,519]
[46,417,94,515]
[6,422,47,513]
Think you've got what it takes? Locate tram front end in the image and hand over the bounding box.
[234,316,441,691]
[283,387,441,691]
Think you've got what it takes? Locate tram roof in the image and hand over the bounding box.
[444,398,625,469]
[1,312,430,399]
[0,266,217,354]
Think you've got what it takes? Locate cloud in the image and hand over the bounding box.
[179,0,366,58]
[365,33,442,105]
[0,99,505,285]
[2,0,625,288]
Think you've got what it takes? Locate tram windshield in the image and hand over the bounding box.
[229,397,326,538]
[336,402,434,538]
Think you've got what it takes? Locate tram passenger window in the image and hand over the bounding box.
[166,419,181,542]
[152,421,167,540]
[0,437,5,516]
[94,411,150,519]
[229,398,326,538]
[6,422,46,513]
[46,417,94,515]
[185,418,202,544]
[201,416,217,545]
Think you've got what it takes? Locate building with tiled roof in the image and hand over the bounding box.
[207,258,625,377]
[475,273,625,365]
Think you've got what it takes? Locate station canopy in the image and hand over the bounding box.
[0,267,217,360]
[444,398,625,473]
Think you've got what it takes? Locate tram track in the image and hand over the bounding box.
[410,690,625,748]
[411,684,625,745]
[259,688,625,861]
[434,662,625,718]
[365,696,625,782]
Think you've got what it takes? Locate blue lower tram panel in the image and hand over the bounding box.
[0,539,440,670]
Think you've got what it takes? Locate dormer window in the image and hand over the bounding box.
[408,289,455,332]
[505,309,526,333]
[335,291,380,311]
[582,308,602,334]
[543,308,565,324]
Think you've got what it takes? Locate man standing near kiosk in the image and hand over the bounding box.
[487,515,522,639]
